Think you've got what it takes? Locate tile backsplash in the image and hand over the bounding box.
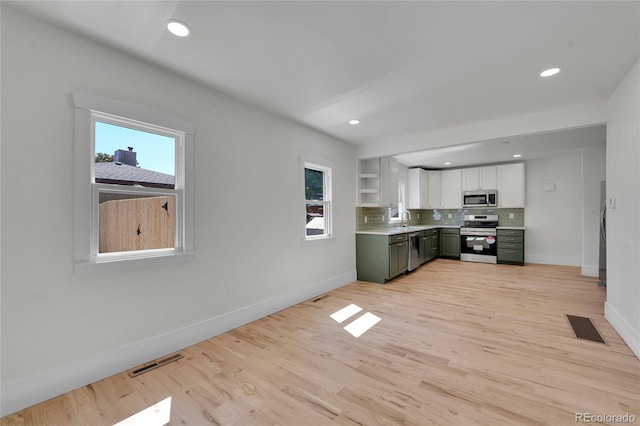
[357,207,524,229]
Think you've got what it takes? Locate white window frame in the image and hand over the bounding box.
[301,155,334,242]
[388,182,406,224]
[73,93,196,273]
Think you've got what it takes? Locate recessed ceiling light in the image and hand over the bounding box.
[349,119,360,125]
[166,20,190,37]
[513,154,522,158]
[444,162,451,165]
[540,67,561,77]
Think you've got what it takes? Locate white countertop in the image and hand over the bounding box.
[357,225,524,235]
[356,225,460,235]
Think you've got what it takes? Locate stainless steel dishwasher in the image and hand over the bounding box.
[408,232,420,271]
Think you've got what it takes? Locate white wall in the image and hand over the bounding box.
[581,145,606,276]
[524,156,584,266]
[605,59,640,359]
[0,6,356,414]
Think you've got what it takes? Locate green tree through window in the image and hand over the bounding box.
[95,152,114,163]
[305,168,324,200]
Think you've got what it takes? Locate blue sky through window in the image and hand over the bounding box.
[95,121,175,176]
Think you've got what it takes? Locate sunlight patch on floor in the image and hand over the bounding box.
[330,303,363,323]
[113,396,172,426]
[330,304,381,338]
[343,312,381,337]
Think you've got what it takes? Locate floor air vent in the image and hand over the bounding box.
[128,352,184,378]
[312,294,330,303]
[566,315,605,344]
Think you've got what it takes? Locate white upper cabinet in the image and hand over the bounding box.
[358,157,399,207]
[427,170,441,209]
[380,157,399,207]
[497,163,525,207]
[407,169,424,209]
[462,166,497,191]
[440,169,462,208]
[408,169,441,209]
[360,160,523,209]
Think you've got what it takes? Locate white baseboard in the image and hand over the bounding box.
[581,264,599,277]
[525,254,581,267]
[0,270,356,417]
[605,301,640,360]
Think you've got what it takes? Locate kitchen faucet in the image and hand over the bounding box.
[402,210,412,227]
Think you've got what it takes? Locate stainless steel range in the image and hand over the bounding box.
[460,214,499,264]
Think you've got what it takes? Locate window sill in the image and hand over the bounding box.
[302,235,336,246]
[74,251,195,275]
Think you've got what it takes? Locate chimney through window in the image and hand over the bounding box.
[114,148,137,167]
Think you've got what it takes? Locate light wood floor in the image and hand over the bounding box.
[3,261,639,425]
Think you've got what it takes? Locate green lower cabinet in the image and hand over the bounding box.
[420,229,439,263]
[389,240,408,278]
[497,229,525,265]
[439,228,460,259]
[419,232,429,264]
[429,230,440,259]
[357,227,524,283]
[356,233,408,283]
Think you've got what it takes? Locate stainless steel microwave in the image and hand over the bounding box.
[462,190,497,208]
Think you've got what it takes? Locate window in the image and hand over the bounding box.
[302,158,333,240]
[73,93,195,272]
[389,182,406,223]
[94,117,179,255]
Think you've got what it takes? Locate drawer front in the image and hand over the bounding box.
[440,228,460,235]
[499,242,522,250]
[498,229,524,237]
[498,248,524,264]
[389,234,408,244]
[500,235,524,244]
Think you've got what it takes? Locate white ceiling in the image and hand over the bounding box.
[394,124,607,169]
[8,1,639,168]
